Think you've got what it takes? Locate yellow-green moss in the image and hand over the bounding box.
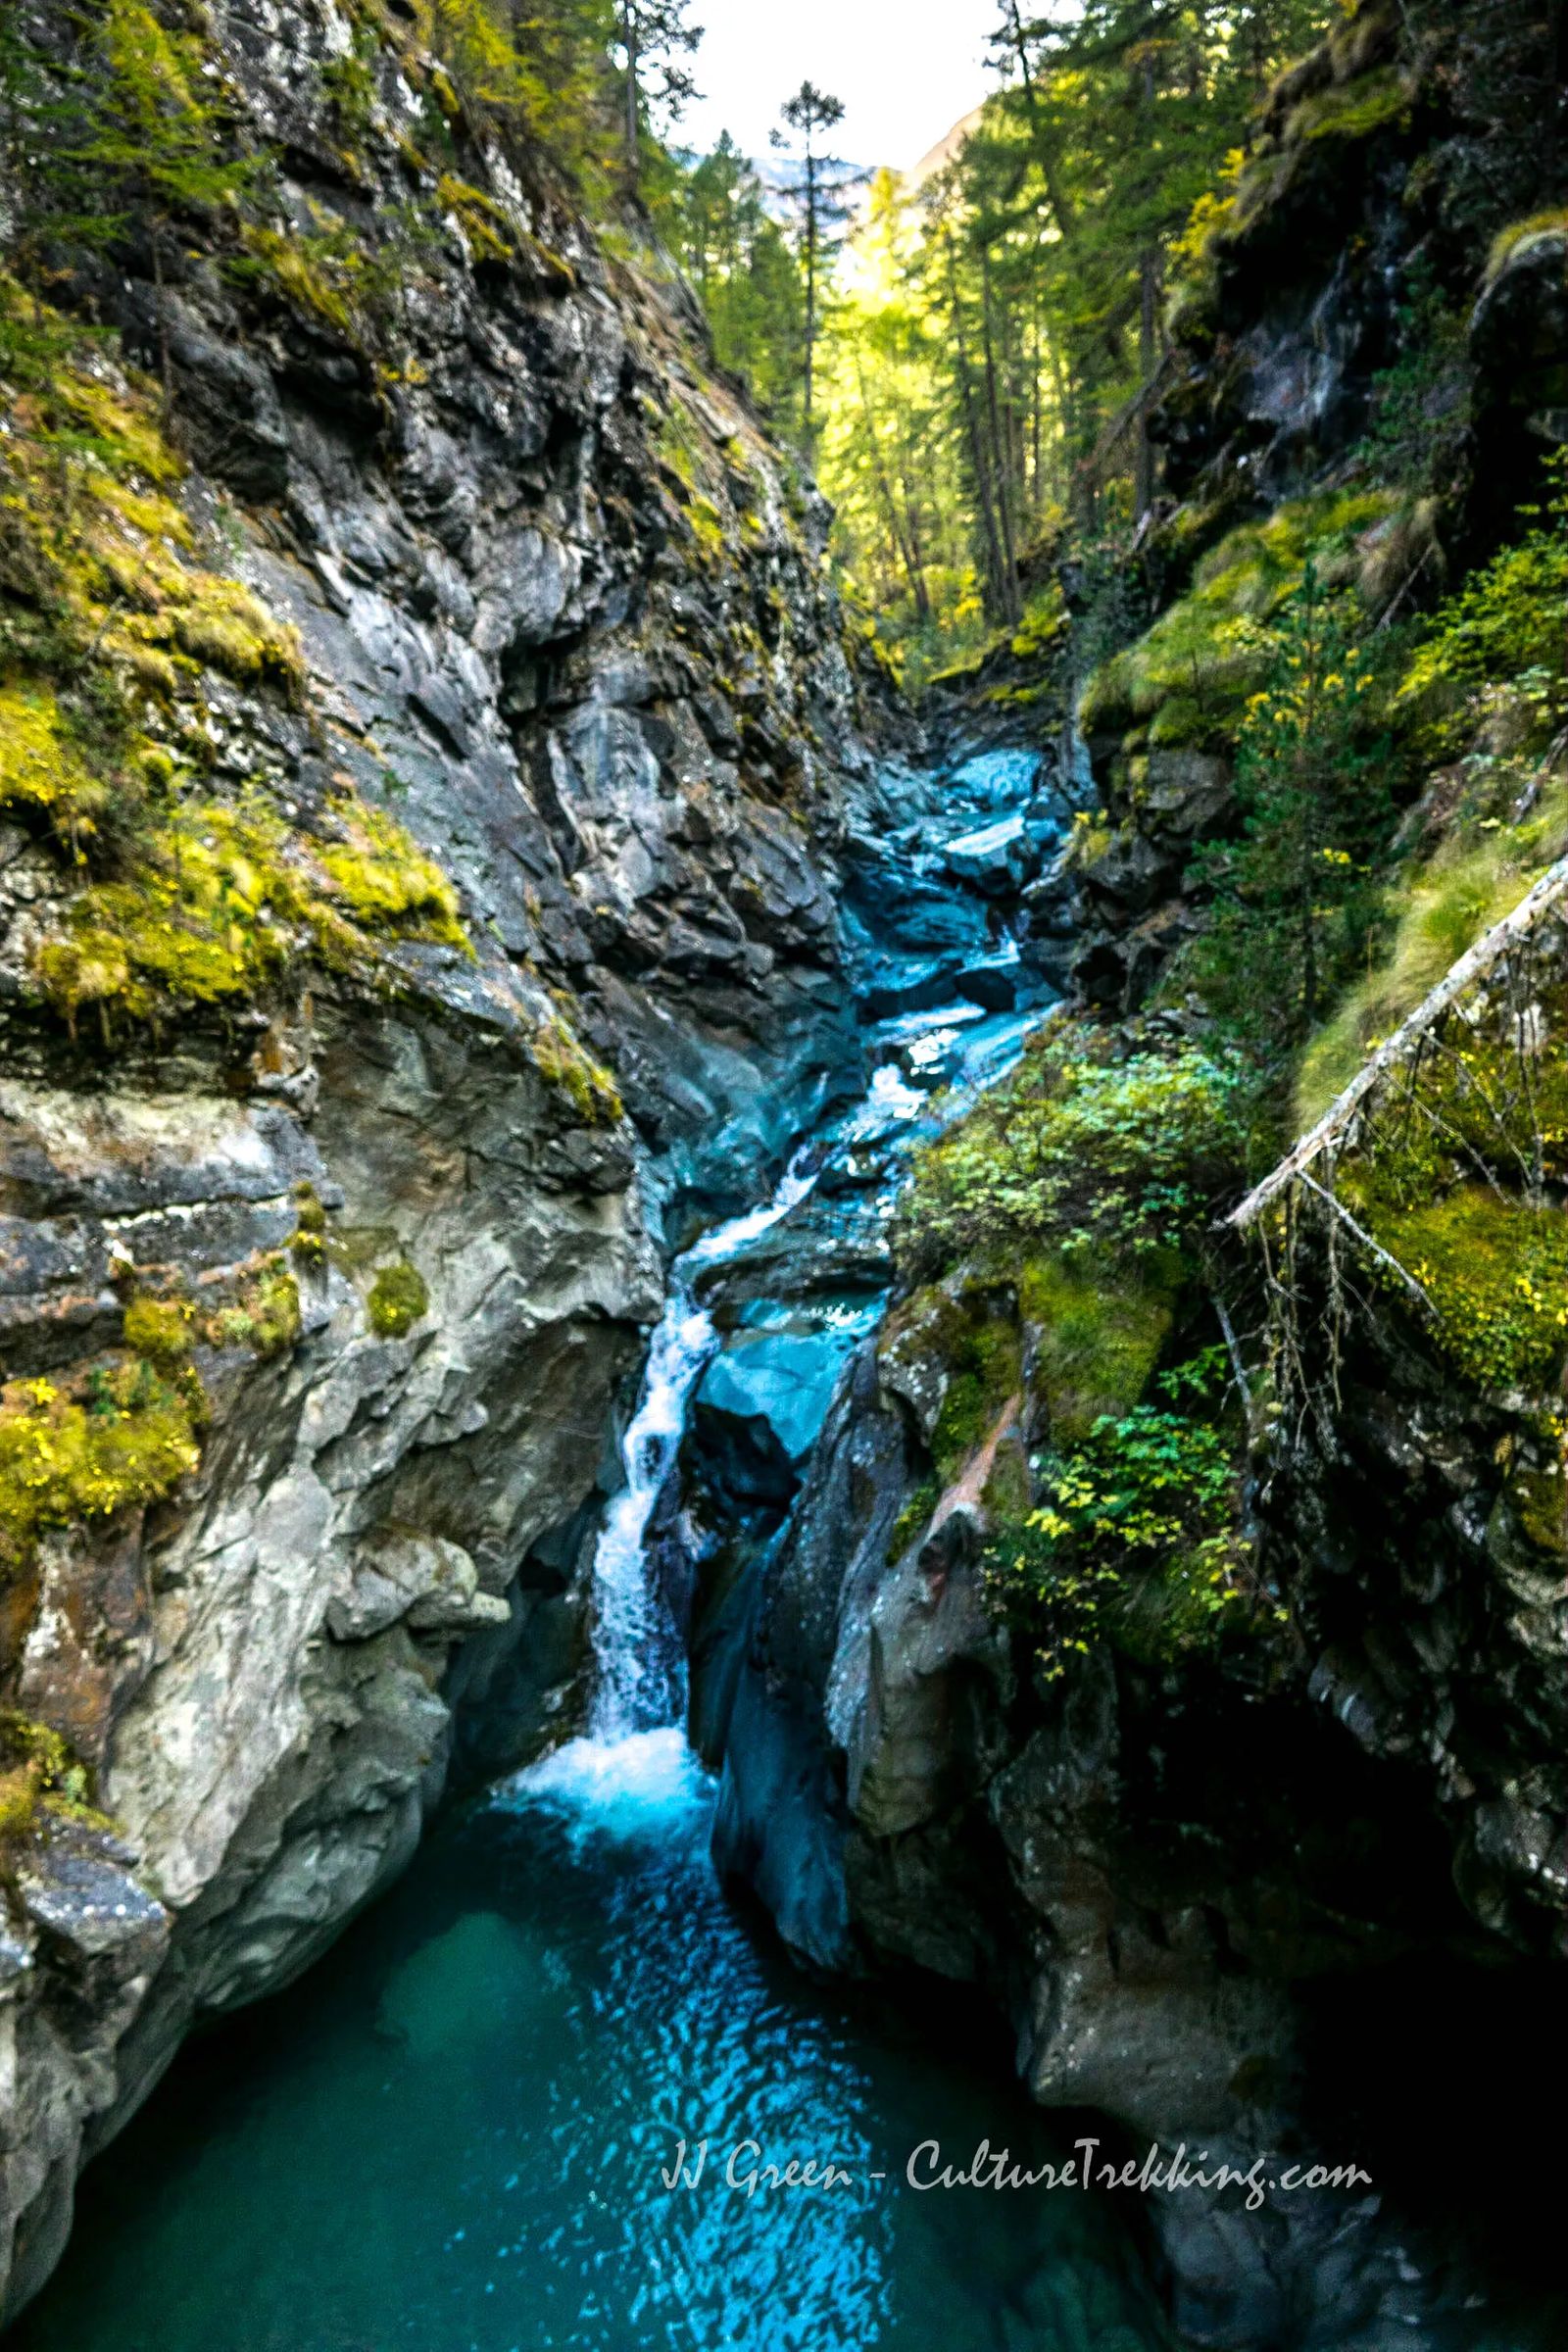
[1296,775,1568,1126]
[1009,585,1068,665]
[291,1181,328,1264]
[1484,210,1568,290]
[32,794,470,1033]
[1368,1186,1568,1392]
[316,798,466,941]
[122,1293,195,1368]
[0,1364,200,1583]
[929,1308,1023,1484]
[0,680,107,838]
[530,1012,623,1125]
[0,1711,108,1861]
[170,575,303,694]
[240,225,358,336]
[368,1259,428,1339]
[1019,1250,1179,1446]
[886,1477,940,1562]
[435,172,514,265]
[202,1260,303,1357]
[1284,64,1410,147]
[1079,489,1396,752]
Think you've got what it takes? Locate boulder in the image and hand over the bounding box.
[692,1333,851,1505]
[941,810,1038,895]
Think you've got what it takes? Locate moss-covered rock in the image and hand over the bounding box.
[0,1364,201,1585]
[1020,1250,1181,1446]
[1080,489,1397,760]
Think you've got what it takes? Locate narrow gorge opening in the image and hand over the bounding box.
[0,1,1565,2346]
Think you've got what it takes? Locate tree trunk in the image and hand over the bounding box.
[979,241,1020,622]
[622,1,639,193]
[804,146,818,447]
[1135,245,1158,519]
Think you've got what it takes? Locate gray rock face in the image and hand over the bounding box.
[0,993,662,2314]
[0,0,899,2317]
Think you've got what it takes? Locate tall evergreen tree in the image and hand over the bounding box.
[617,0,701,196]
[770,80,858,450]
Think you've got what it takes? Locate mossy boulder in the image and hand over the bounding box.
[1019,1250,1181,1446]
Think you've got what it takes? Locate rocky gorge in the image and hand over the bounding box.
[0,2,1564,2348]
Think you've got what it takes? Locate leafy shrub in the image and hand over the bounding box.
[983,1402,1246,1680]
[897,1025,1250,1277]
[1396,458,1568,756]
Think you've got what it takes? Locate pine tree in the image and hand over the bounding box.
[672,133,804,413]
[770,81,858,451]
[617,0,701,196]
[72,1,260,416]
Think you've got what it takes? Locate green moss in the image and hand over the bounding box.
[291,1181,328,1264]
[202,1259,303,1357]
[170,575,303,695]
[1019,1250,1180,1446]
[32,795,470,1035]
[0,680,108,837]
[240,224,358,336]
[1297,776,1568,1126]
[1368,1186,1568,1392]
[316,799,466,942]
[368,1259,429,1339]
[1009,585,1068,665]
[0,1710,109,1863]
[1285,65,1409,147]
[122,1294,195,1368]
[929,1309,1022,1485]
[1080,489,1396,753]
[886,1478,939,1562]
[1506,1462,1567,1559]
[1485,210,1568,290]
[687,495,727,562]
[981,1435,1032,1521]
[530,1013,623,1125]
[435,172,514,265]
[0,1363,201,1583]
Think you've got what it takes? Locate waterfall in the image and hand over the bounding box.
[584,1152,819,1743]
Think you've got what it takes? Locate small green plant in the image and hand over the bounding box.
[368,1260,429,1339]
[0,1710,110,1862]
[984,1402,1246,1680]
[1396,454,1568,757]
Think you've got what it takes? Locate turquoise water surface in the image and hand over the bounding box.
[16,1732,1171,2352]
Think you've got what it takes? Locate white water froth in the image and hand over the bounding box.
[508,1724,708,1845]
[582,1148,818,1746]
[518,1022,997,1817]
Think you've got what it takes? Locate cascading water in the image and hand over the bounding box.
[11,747,1186,2352]
[585,1152,819,1741]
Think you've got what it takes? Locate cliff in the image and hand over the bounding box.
[709,8,1568,2344]
[0,0,888,2312]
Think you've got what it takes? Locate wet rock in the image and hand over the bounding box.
[692,1333,850,1506]
[941,810,1037,896]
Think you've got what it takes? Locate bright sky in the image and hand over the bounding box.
[677,0,1001,176]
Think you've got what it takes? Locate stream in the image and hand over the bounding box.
[12,749,1186,2352]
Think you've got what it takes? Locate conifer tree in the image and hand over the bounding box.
[770,81,858,451]
[617,0,701,196]
[73,1,259,415]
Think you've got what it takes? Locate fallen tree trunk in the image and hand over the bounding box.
[1229,853,1568,1230]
